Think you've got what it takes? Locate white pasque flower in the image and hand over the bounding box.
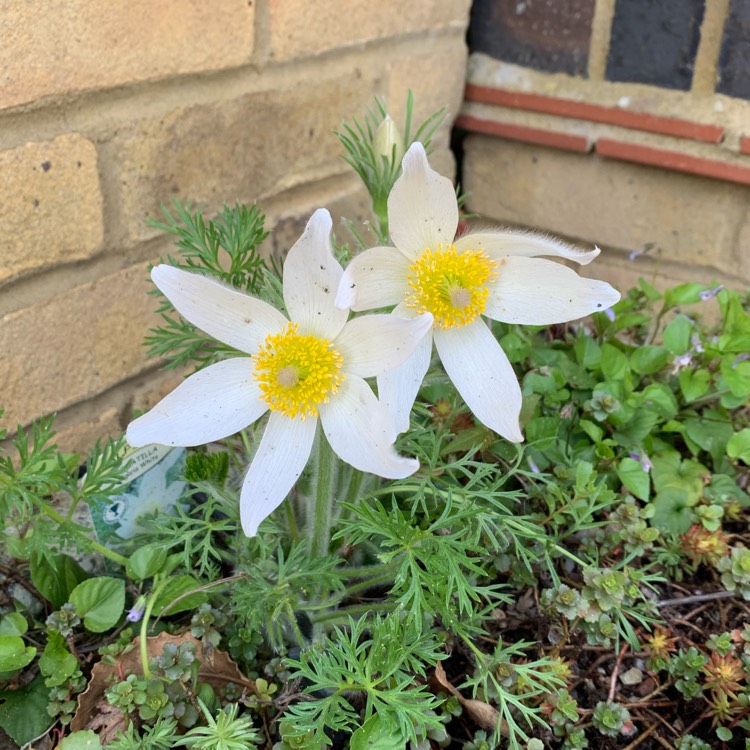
[127,209,431,536]
[336,142,621,442]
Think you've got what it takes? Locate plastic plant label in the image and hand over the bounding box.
[88,445,187,545]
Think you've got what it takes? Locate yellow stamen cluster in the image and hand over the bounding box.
[405,243,498,329]
[253,323,344,419]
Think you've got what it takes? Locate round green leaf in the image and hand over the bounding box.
[39,632,78,687]
[617,458,650,501]
[0,673,52,745]
[0,613,28,637]
[31,552,89,608]
[728,429,750,464]
[60,730,103,750]
[152,575,208,617]
[69,576,125,633]
[127,544,168,582]
[0,637,36,672]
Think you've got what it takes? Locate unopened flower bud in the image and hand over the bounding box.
[373,115,403,166]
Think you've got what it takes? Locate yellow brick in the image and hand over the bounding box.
[113,73,379,243]
[0,134,103,284]
[131,370,189,417]
[269,0,471,60]
[463,135,743,276]
[387,35,469,140]
[1,1,254,110]
[1,263,159,428]
[386,35,468,180]
[53,407,123,455]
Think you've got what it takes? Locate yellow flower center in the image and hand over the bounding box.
[405,243,499,329]
[253,323,344,419]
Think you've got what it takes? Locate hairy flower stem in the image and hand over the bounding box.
[372,195,389,245]
[139,577,173,679]
[310,601,396,625]
[308,427,338,559]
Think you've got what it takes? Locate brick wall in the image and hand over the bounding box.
[1,0,471,452]
[459,0,750,295]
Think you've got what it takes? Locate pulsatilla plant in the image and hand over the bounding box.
[2,92,749,750]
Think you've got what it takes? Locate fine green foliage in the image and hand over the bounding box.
[178,701,261,749]
[145,201,272,370]
[283,614,445,746]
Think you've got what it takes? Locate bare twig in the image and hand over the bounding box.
[657,590,736,607]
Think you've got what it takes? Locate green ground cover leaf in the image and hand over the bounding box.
[69,576,125,632]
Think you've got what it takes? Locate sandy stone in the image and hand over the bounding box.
[0,134,103,284]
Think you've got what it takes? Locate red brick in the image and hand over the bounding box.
[595,139,750,186]
[465,85,725,144]
[456,114,591,153]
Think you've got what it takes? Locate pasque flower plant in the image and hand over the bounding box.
[127,208,431,536]
[336,142,621,441]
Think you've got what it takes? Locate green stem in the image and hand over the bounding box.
[285,500,301,544]
[310,601,396,625]
[41,505,129,566]
[340,560,400,581]
[308,427,337,559]
[139,577,172,679]
[343,468,365,507]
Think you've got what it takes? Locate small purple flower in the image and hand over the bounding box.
[604,307,616,322]
[690,335,704,354]
[527,457,541,474]
[629,452,652,473]
[126,597,146,623]
[671,352,693,373]
[699,285,724,302]
[734,353,750,369]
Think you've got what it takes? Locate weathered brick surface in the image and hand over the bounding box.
[131,370,189,417]
[383,35,468,179]
[1,263,159,428]
[1,1,254,110]
[462,135,745,277]
[388,34,468,134]
[269,0,470,60]
[0,134,103,285]
[113,74,381,243]
[54,407,123,455]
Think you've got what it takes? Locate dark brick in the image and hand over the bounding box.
[469,0,595,76]
[606,0,705,90]
[717,0,750,99]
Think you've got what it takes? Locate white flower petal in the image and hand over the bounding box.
[335,312,433,378]
[485,256,621,325]
[283,209,348,339]
[240,412,317,536]
[126,358,267,447]
[457,231,600,265]
[335,246,410,311]
[377,323,433,436]
[319,375,418,479]
[434,321,524,442]
[388,142,459,260]
[151,265,287,354]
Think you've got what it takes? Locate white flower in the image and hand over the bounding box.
[336,142,621,442]
[127,209,431,536]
